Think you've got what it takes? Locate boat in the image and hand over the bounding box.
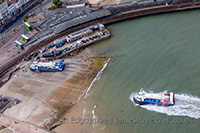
[133,89,175,106]
[30,60,65,72]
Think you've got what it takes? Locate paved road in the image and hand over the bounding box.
[0,28,24,56]
[0,0,52,44]
[0,0,53,64]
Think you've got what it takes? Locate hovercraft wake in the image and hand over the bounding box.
[130,92,200,119]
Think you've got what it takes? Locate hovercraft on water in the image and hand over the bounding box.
[133,89,175,106]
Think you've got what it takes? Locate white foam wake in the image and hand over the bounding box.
[78,57,111,102]
[92,105,98,128]
[84,57,111,99]
[129,92,200,119]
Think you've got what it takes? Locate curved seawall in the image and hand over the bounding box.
[1,1,200,76]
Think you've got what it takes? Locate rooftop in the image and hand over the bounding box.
[0,0,5,4]
[65,0,86,6]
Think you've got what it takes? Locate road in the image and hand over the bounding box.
[0,0,174,72]
[0,0,54,65]
[0,27,25,64]
[0,0,52,45]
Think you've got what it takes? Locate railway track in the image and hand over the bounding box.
[1,2,200,77]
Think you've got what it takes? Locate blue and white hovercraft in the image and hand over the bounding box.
[133,89,175,106]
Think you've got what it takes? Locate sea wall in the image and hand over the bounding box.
[1,1,200,76]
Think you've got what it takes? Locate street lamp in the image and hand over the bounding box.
[0,33,3,44]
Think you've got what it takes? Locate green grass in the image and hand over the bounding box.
[0,125,7,130]
[92,57,110,69]
[96,61,103,67]
[48,6,63,11]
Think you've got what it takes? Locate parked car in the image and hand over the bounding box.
[39,48,46,53]
[81,40,87,43]
[25,56,31,61]
[131,1,137,5]
[98,6,103,9]
[65,47,71,51]
[107,5,112,8]
[72,43,76,47]
[101,32,105,36]
[89,37,93,40]
[93,35,98,39]
[32,53,38,57]
[75,43,80,47]
[97,35,101,38]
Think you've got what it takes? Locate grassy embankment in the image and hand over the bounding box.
[0,125,7,131]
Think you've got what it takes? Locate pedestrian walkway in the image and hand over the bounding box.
[0,116,49,133]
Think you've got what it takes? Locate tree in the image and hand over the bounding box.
[57,1,63,7]
[52,0,59,5]
[52,0,63,8]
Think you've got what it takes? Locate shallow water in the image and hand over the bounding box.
[77,8,200,133]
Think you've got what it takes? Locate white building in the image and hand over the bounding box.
[15,0,24,10]
[15,0,29,10]
[8,3,16,15]
[24,0,29,4]
[0,1,9,20]
[0,0,30,25]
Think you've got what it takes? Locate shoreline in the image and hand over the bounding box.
[1,0,200,132]
[53,57,111,133]
[45,56,111,130]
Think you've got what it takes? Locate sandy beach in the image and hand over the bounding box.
[53,57,111,133]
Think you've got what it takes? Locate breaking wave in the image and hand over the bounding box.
[130,92,200,119]
[78,57,111,102]
[84,57,111,99]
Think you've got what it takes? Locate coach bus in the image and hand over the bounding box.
[24,22,32,31]
[21,34,29,43]
[14,40,24,50]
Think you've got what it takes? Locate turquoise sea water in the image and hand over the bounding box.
[77,8,200,133]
